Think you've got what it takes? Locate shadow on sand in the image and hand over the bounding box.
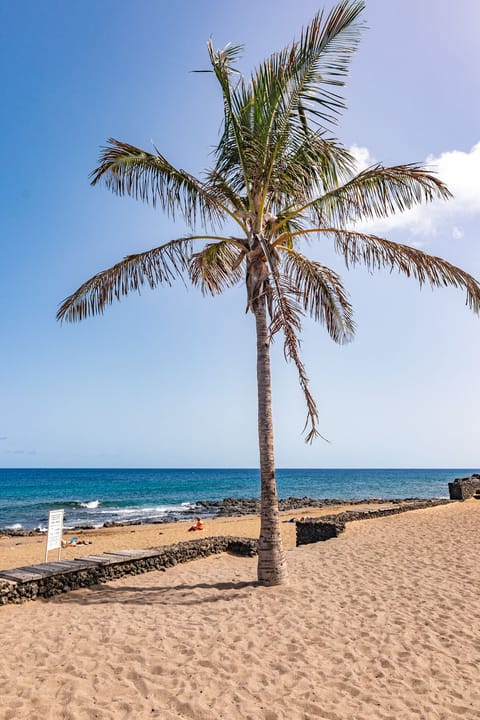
[48,579,259,607]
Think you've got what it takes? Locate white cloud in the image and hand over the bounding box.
[349,144,375,172]
[4,449,37,455]
[349,142,480,239]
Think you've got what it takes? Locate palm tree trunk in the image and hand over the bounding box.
[253,293,288,586]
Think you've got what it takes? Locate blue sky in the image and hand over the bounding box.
[1,0,479,469]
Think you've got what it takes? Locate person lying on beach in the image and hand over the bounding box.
[188,517,204,532]
[284,516,308,523]
[61,537,92,547]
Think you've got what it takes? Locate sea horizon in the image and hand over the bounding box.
[1,465,475,470]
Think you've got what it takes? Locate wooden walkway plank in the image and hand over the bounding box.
[107,549,161,559]
[76,553,129,565]
[0,568,45,582]
[36,560,98,573]
[20,563,70,577]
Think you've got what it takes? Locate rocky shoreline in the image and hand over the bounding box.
[0,495,441,536]
[195,495,428,516]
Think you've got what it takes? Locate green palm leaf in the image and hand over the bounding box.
[268,132,355,219]
[208,42,253,207]
[251,1,365,217]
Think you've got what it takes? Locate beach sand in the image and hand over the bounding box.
[0,500,479,719]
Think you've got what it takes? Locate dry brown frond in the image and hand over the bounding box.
[281,247,355,343]
[190,241,246,295]
[329,229,480,312]
[90,139,228,228]
[312,163,452,226]
[257,236,322,442]
[57,238,195,323]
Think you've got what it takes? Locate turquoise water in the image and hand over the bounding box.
[0,468,473,530]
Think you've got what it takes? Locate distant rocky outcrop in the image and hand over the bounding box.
[448,474,480,500]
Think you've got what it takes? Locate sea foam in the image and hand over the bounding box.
[79,500,100,509]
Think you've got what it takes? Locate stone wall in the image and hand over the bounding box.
[448,475,480,500]
[296,499,450,547]
[296,520,345,545]
[0,536,257,606]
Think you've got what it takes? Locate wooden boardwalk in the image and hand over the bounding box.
[0,537,258,604]
[0,549,160,583]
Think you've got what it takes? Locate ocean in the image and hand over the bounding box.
[0,468,473,531]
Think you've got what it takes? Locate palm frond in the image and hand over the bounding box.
[280,0,365,126]
[268,274,303,339]
[270,281,322,443]
[190,241,246,295]
[325,228,480,312]
[257,236,322,442]
[250,0,364,218]
[255,0,365,137]
[202,167,250,220]
[299,164,452,227]
[90,139,229,228]
[209,3,365,218]
[268,132,355,219]
[208,41,254,208]
[280,247,355,343]
[58,237,200,323]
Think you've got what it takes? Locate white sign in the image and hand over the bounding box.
[46,509,64,553]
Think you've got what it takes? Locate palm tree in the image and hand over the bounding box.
[58,0,480,586]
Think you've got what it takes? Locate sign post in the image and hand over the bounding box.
[45,509,64,562]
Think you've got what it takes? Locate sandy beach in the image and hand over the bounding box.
[0,500,479,719]
[0,502,387,572]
